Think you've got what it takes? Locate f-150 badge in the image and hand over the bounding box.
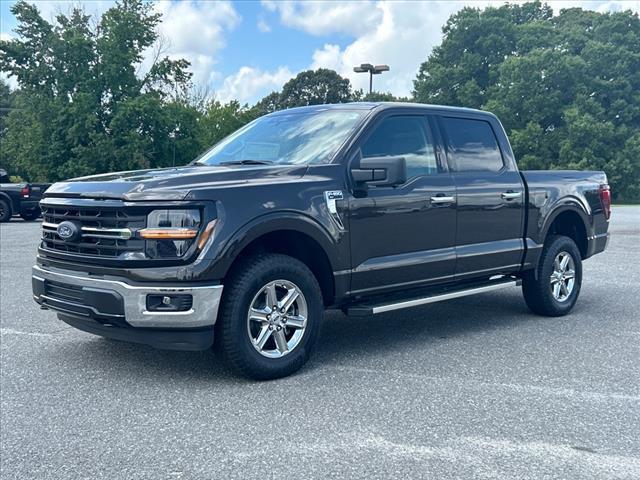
[324,190,344,229]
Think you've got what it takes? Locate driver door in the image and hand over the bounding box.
[347,113,457,296]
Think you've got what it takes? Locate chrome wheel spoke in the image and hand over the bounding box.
[564,269,575,280]
[285,315,306,329]
[553,283,561,299]
[254,325,273,350]
[265,283,278,308]
[559,254,570,272]
[273,329,288,354]
[279,288,299,313]
[561,282,569,297]
[249,307,270,323]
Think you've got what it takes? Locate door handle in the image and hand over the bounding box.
[430,195,456,205]
[501,191,522,200]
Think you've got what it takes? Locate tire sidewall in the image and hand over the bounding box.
[539,237,583,314]
[0,199,11,222]
[219,255,323,379]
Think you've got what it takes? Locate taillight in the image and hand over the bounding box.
[20,185,30,198]
[599,184,611,220]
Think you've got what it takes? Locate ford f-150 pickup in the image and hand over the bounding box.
[32,103,611,379]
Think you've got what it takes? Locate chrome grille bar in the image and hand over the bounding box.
[42,221,133,240]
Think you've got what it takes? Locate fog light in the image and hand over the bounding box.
[146,294,193,312]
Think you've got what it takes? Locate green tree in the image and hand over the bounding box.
[251,91,282,116]
[0,0,196,182]
[413,1,640,200]
[351,89,409,102]
[278,69,353,108]
[198,100,259,149]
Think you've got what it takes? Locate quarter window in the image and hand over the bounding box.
[442,117,504,172]
[361,116,439,179]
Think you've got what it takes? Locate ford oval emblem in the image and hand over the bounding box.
[57,221,80,242]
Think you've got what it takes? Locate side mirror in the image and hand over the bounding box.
[351,156,407,187]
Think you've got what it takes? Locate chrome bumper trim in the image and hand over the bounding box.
[32,265,222,328]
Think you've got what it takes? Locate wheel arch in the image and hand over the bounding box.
[211,212,340,306]
[541,204,590,259]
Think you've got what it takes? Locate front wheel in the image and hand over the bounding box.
[522,235,582,317]
[215,253,323,380]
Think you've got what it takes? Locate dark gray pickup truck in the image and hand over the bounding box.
[32,103,610,379]
[0,169,49,222]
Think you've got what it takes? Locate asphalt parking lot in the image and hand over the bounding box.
[1,206,639,479]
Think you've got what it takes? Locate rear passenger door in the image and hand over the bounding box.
[438,115,525,279]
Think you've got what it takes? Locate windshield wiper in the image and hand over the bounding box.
[219,160,274,166]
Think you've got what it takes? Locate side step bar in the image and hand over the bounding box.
[346,278,521,316]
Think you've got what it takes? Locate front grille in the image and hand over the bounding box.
[41,204,147,259]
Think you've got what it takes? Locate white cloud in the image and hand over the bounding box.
[151,1,241,87]
[310,1,476,97]
[1,1,241,91]
[216,66,294,105]
[262,0,382,36]
[306,0,640,98]
[257,16,271,33]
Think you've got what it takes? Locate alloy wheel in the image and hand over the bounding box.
[246,280,308,358]
[549,251,576,302]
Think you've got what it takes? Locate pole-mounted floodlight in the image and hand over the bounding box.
[353,63,390,94]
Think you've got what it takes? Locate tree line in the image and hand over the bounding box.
[1,0,638,200]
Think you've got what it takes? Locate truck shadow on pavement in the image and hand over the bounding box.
[56,289,558,383]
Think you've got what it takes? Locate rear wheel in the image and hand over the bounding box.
[215,253,323,380]
[20,209,40,221]
[0,199,11,223]
[522,235,582,316]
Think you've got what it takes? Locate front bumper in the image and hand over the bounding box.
[32,264,223,349]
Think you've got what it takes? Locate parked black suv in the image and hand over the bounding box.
[32,103,610,379]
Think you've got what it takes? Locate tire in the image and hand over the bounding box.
[20,209,40,221]
[522,235,582,317]
[0,199,12,223]
[215,253,323,380]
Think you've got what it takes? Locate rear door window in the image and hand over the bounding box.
[441,117,504,173]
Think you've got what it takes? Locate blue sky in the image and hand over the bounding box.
[2,1,639,104]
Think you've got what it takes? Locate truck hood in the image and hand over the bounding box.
[43,164,309,201]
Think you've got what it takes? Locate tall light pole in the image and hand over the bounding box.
[353,63,390,94]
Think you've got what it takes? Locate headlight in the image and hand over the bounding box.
[141,209,201,258]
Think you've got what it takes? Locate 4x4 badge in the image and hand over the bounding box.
[324,190,344,229]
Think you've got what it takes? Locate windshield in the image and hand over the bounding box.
[194,109,367,166]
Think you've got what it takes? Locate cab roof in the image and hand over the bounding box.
[269,101,490,117]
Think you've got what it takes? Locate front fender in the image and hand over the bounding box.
[204,211,345,280]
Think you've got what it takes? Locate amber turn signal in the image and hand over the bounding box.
[138,228,198,239]
[197,220,217,250]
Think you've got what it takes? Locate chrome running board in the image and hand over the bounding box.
[346,277,520,316]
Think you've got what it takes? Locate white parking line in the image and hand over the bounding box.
[0,327,57,338]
